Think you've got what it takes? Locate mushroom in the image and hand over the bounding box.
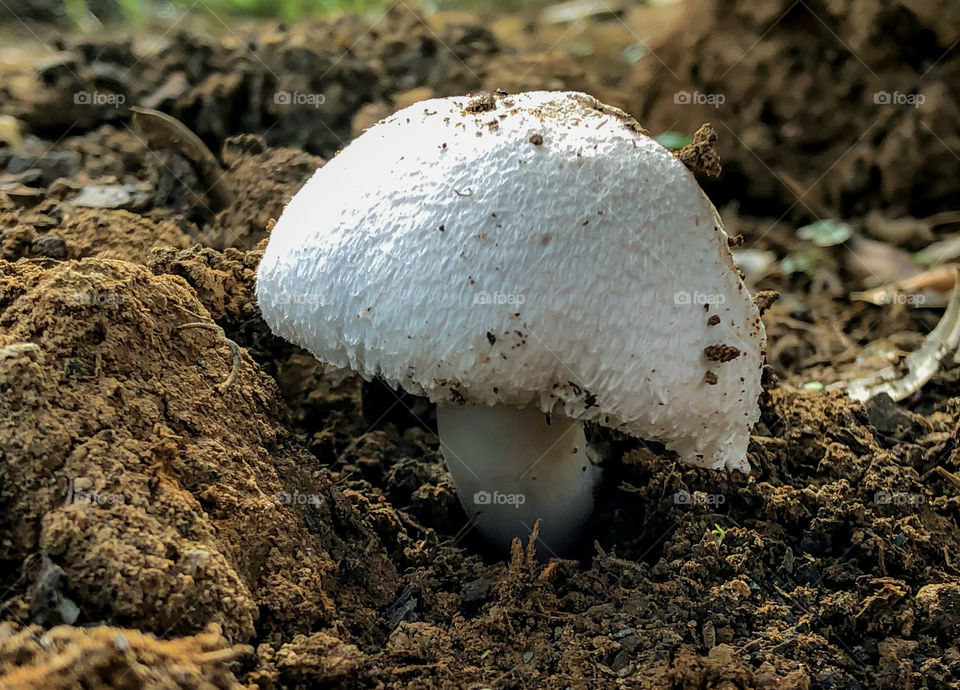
[256,91,766,553]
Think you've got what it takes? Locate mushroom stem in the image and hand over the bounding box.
[436,403,602,553]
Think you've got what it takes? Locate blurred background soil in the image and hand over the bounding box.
[2,0,960,687]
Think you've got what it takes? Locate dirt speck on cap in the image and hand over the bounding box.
[568,92,650,135]
[704,343,743,362]
[464,92,497,113]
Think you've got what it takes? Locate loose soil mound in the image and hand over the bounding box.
[0,6,615,161]
[633,0,960,218]
[0,258,397,648]
[0,623,248,690]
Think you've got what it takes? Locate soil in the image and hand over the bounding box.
[2,2,960,689]
[633,0,960,219]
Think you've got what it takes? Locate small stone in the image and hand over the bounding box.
[462,578,491,604]
[32,233,67,259]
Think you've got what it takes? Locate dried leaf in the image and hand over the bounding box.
[850,265,956,308]
[838,268,960,402]
[797,219,853,247]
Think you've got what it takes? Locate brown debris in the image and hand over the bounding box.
[0,623,249,690]
[753,290,780,316]
[570,92,651,135]
[464,92,497,113]
[676,123,722,178]
[704,343,743,362]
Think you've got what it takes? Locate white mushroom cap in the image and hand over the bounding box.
[256,90,765,472]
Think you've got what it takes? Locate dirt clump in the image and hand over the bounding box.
[633,0,960,218]
[676,122,722,178]
[0,258,397,646]
[0,202,187,263]
[251,631,368,688]
[464,92,498,113]
[1,7,627,163]
[0,199,66,261]
[58,209,189,261]
[0,622,248,690]
[0,8,496,157]
[210,135,324,250]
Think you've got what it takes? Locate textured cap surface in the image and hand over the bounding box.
[256,90,765,471]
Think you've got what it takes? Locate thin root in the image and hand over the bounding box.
[935,466,960,493]
[176,322,241,391]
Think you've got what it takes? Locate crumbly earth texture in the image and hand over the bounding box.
[633,0,960,218]
[1,4,960,689]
